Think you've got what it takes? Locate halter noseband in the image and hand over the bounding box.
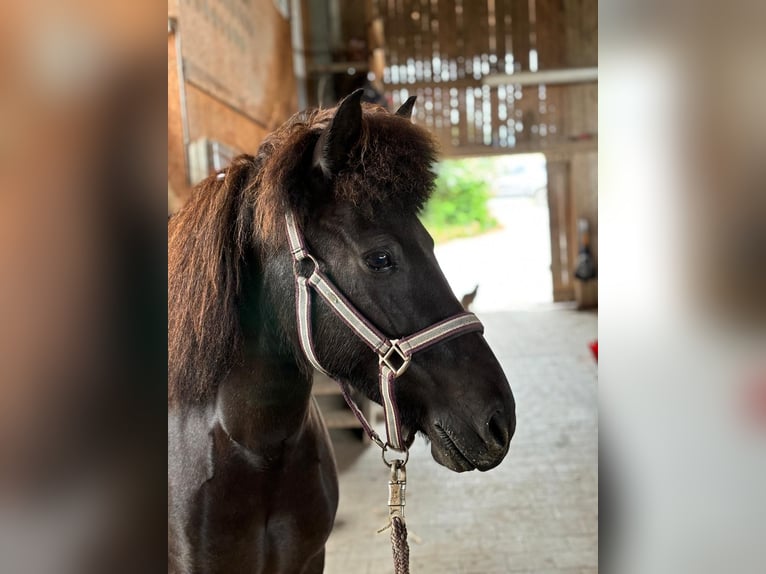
[285,211,484,455]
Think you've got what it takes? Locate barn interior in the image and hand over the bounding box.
[168,1,598,571]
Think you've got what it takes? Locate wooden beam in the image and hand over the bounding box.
[483,67,598,87]
[439,136,597,159]
[386,77,482,90]
[307,60,370,74]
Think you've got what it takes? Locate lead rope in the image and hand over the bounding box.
[388,461,410,574]
[391,517,410,574]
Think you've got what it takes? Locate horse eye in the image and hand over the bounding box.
[364,251,393,271]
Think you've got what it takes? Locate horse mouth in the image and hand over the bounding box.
[432,423,476,472]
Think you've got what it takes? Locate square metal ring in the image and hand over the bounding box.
[379,340,411,377]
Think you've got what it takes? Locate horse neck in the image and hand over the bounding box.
[215,263,313,458]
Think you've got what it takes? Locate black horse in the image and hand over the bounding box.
[168,91,516,573]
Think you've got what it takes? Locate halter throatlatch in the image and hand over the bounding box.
[285,210,484,453]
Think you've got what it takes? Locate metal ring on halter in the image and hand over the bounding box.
[293,252,320,278]
[381,443,409,468]
[379,339,412,378]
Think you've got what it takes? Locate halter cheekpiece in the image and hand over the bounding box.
[285,210,484,454]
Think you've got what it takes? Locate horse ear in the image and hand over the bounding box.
[313,89,364,178]
[395,96,417,119]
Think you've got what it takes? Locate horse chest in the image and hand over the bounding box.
[172,419,338,574]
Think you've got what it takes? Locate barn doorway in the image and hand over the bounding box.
[428,153,553,311]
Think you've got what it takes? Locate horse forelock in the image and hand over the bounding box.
[168,102,439,404]
[255,103,439,246]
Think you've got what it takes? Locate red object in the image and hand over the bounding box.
[743,373,766,427]
[588,340,598,362]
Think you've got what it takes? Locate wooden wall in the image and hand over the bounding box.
[373,0,596,157]
[369,0,598,304]
[168,0,297,203]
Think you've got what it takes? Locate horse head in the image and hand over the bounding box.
[256,90,516,472]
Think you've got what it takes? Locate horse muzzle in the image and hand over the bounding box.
[427,404,515,472]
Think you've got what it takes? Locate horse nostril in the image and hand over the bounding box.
[486,409,510,449]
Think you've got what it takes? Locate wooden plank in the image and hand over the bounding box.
[509,0,535,146]
[185,83,270,159]
[407,0,421,75]
[168,32,187,199]
[583,82,598,134]
[567,83,586,137]
[457,86,469,147]
[570,151,598,263]
[475,0,490,57]
[543,82,565,144]
[547,159,566,301]
[418,0,430,84]
[536,0,566,69]
[563,0,596,67]
[545,158,575,302]
[578,0,597,66]
[178,0,296,129]
[494,0,507,72]
[439,0,458,60]
[511,0,530,71]
[558,0,596,138]
[490,85,500,146]
[369,18,385,49]
[574,280,598,310]
[339,0,367,43]
[502,0,514,70]
[532,0,566,143]
[300,0,314,72]
[570,150,597,308]
[476,85,485,145]
[398,0,412,78]
[486,0,495,57]
[385,0,397,68]
[454,0,466,59]
[563,0,580,66]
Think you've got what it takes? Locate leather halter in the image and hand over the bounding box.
[285,211,484,454]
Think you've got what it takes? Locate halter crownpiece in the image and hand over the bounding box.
[285,210,484,453]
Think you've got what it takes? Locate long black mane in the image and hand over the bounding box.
[167,104,439,405]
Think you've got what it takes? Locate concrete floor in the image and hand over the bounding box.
[324,308,598,573]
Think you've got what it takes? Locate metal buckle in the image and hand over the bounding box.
[379,339,411,378]
[387,462,406,518]
[381,442,410,468]
[377,459,407,533]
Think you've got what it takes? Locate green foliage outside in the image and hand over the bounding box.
[420,158,499,243]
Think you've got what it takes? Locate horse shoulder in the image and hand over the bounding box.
[168,404,217,574]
